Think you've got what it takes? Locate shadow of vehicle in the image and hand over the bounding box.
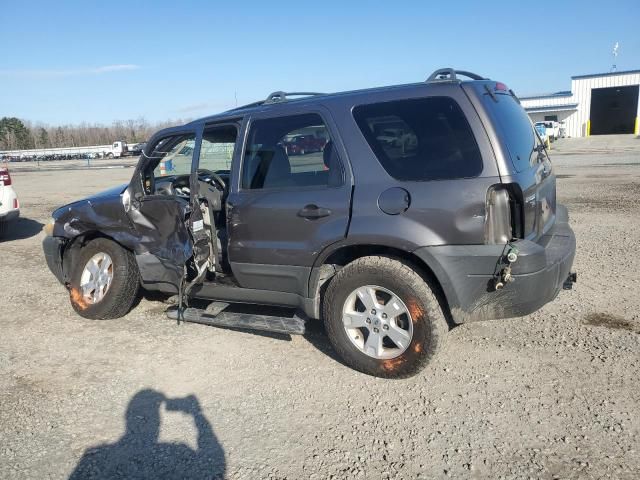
[302,316,349,366]
[0,217,44,241]
[68,389,225,480]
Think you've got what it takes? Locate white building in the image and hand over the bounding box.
[520,69,640,137]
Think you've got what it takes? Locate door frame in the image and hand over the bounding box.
[125,125,202,292]
[229,104,354,196]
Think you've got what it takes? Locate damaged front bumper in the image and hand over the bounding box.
[43,236,67,285]
[414,204,576,323]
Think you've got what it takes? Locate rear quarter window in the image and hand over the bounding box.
[484,93,540,173]
[352,97,483,181]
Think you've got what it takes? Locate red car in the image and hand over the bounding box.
[283,134,326,155]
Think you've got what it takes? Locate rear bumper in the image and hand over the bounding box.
[414,204,576,323]
[43,236,66,284]
[0,185,20,221]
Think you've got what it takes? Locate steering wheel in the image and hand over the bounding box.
[197,168,226,191]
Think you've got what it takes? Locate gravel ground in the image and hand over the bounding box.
[1,141,639,479]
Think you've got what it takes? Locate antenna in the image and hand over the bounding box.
[611,42,619,72]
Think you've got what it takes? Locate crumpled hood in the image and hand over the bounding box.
[53,183,127,218]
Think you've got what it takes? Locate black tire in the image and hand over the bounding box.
[0,221,7,237]
[68,238,140,319]
[323,256,448,378]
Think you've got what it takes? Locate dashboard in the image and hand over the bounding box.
[154,170,230,199]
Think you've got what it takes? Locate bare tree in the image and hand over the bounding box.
[1,117,189,151]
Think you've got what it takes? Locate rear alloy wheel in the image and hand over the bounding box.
[69,238,140,319]
[342,285,414,359]
[323,256,448,378]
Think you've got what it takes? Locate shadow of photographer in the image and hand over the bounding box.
[69,389,225,479]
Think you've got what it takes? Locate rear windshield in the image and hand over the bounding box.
[484,93,540,173]
[353,97,483,181]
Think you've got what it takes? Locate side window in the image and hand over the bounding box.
[242,113,343,190]
[353,97,483,181]
[199,125,237,172]
[151,134,196,178]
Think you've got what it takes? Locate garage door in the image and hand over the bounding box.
[590,85,639,135]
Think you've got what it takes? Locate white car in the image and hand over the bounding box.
[0,166,20,235]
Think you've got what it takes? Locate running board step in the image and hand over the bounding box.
[166,307,306,335]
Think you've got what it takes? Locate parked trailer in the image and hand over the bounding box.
[0,141,145,162]
[0,145,113,161]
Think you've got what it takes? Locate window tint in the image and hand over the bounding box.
[353,97,483,181]
[199,125,237,172]
[242,113,342,189]
[484,93,541,172]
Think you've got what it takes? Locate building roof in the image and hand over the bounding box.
[523,103,579,113]
[571,69,640,80]
[519,91,572,100]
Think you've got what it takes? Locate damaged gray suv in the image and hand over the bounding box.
[43,68,576,378]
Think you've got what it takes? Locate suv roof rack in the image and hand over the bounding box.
[263,91,326,104]
[426,68,486,83]
[227,91,326,112]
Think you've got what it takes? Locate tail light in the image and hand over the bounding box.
[485,186,513,244]
[0,168,11,186]
[486,185,525,244]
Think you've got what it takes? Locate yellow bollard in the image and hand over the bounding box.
[635,116,639,135]
[586,120,591,137]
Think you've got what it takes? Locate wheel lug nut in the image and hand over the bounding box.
[382,313,387,319]
[366,318,371,324]
[373,327,379,333]
[371,309,376,315]
[383,324,389,330]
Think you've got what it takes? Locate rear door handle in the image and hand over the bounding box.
[298,204,331,219]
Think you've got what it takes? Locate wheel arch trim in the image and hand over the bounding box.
[308,243,459,322]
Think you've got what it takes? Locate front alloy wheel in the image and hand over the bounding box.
[79,252,114,304]
[69,238,140,319]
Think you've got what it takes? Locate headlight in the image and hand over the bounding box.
[43,219,55,236]
[121,188,132,212]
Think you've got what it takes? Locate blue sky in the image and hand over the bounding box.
[2,0,639,125]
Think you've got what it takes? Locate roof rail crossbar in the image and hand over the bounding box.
[264,91,326,104]
[426,68,485,83]
[227,100,265,112]
[226,91,326,112]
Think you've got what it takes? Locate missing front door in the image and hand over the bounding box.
[590,85,639,135]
